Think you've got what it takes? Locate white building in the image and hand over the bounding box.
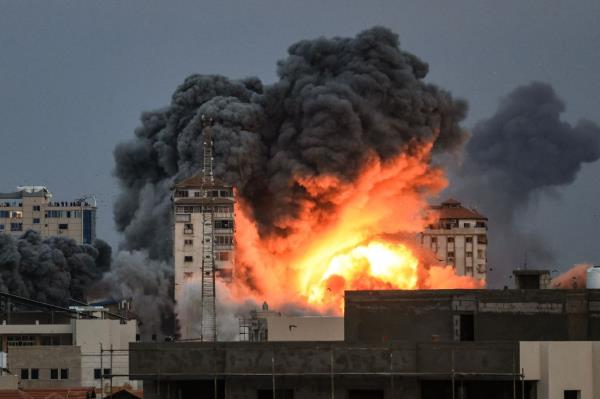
[172,118,235,341]
[0,186,96,244]
[421,198,487,281]
[521,341,600,399]
[0,306,138,395]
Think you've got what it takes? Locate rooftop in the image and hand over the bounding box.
[430,198,487,220]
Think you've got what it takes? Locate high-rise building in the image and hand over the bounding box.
[172,117,235,341]
[421,198,487,281]
[0,186,96,244]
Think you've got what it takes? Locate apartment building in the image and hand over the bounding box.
[0,186,96,244]
[421,198,487,281]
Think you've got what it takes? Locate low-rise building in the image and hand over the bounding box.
[0,295,138,395]
[0,186,96,244]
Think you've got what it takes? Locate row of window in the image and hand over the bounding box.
[46,210,82,218]
[174,189,233,198]
[0,223,69,231]
[175,205,233,213]
[182,222,234,234]
[0,211,22,218]
[431,236,486,244]
[183,252,231,263]
[21,368,69,380]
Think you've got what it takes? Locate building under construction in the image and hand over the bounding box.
[131,288,600,399]
[172,117,235,341]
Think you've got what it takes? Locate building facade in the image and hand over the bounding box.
[0,307,138,394]
[0,186,96,244]
[131,288,600,399]
[421,198,487,281]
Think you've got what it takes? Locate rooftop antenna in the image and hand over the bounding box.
[199,114,217,342]
[201,114,215,185]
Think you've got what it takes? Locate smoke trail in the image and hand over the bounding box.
[112,26,468,332]
[453,82,600,284]
[0,231,110,305]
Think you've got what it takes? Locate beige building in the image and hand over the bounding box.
[0,307,138,394]
[421,198,488,281]
[521,341,600,399]
[240,304,344,342]
[0,186,96,244]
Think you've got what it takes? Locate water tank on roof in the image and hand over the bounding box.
[586,266,600,289]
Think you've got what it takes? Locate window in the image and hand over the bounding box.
[94,369,101,379]
[10,223,22,232]
[214,219,234,229]
[184,239,193,246]
[0,224,4,231]
[60,369,68,379]
[10,211,22,218]
[184,223,193,234]
[447,251,455,257]
[463,223,471,228]
[174,190,189,198]
[477,249,484,259]
[33,205,41,211]
[466,252,473,258]
[7,335,35,346]
[33,218,40,224]
[215,205,233,213]
[184,272,194,281]
[176,214,191,223]
[431,237,437,243]
[50,369,58,379]
[475,221,486,228]
[460,314,474,341]
[46,210,63,218]
[447,237,454,243]
[58,224,68,230]
[465,236,472,243]
[477,235,487,244]
[194,191,201,197]
[214,235,233,246]
[103,368,111,377]
[217,252,230,261]
[564,390,581,399]
[219,189,233,197]
[0,211,9,218]
[31,369,39,380]
[184,256,193,263]
[21,369,29,380]
[66,211,71,218]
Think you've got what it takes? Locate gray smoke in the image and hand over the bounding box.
[0,231,110,305]
[111,27,468,333]
[453,82,600,284]
[114,26,467,257]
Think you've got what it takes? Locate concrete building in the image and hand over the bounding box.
[0,296,138,394]
[131,288,600,399]
[172,119,235,341]
[421,199,487,281]
[240,304,343,342]
[0,186,96,244]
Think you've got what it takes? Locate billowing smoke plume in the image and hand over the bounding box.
[453,82,600,285]
[111,27,468,331]
[114,26,467,258]
[0,231,110,305]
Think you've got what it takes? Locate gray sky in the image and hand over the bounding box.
[1,0,599,277]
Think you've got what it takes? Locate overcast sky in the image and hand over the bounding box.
[1,1,599,277]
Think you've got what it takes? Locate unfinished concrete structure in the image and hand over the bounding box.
[421,199,487,281]
[130,289,600,398]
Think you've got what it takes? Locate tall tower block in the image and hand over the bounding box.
[172,116,235,340]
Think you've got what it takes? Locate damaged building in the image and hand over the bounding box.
[130,288,600,399]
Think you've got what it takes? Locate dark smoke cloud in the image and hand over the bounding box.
[0,231,110,305]
[114,26,467,258]
[453,82,600,284]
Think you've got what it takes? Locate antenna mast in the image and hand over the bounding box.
[200,114,217,341]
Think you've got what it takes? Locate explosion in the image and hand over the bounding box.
[229,141,484,314]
